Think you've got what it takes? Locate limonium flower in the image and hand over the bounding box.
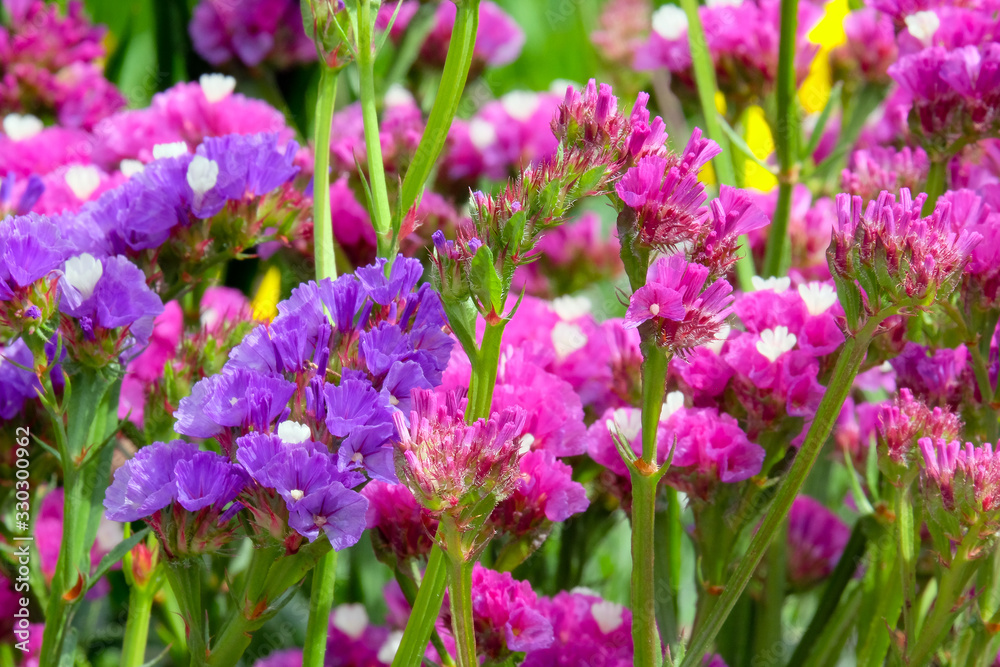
[786,496,851,590]
[625,254,734,356]
[831,8,898,84]
[919,437,1000,538]
[691,185,771,278]
[841,146,930,201]
[362,480,438,566]
[488,449,590,539]
[393,388,528,520]
[890,342,970,406]
[829,188,981,321]
[188,0,317,68]
[876,388,961,483]
[523,588,634,667]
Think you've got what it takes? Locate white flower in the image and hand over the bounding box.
[469,119,498,150]
[518,433,536,454]
[706,0,743,6]
[797,282,838,316]
[153,141,189,160]
[608,408,642,443]
[552,294,592,321]
[660,391,685,421]
[64,254,103,300]
[552,321,588,359]
[591,600,625,634]
[651,5,688,40]
[756,326,797,362]
[65,165,101,200]
[3,113,43,141]
[277,421,311,444]
[332,604,369,640]
[199,73,236,103]
[501,90,540,121]
[119,159,145,178]
[377,631,403,664]
[905,11,940,46]
[384,83,414,108]
[186,155,219,197]
[751,275,791,292]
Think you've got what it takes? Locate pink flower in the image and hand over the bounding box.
[787,496,850,589]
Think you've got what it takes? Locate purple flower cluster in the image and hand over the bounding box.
[786,496,851,590]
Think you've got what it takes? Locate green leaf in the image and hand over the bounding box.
[469,245,504,314]
[716,113,779,176]
[832,273,862,332]
[88,528,150,591]
[442,297,480,366]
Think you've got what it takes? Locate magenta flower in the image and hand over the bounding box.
[362,479,438,565]
[919,437,1000,534]
[188,0,316,69]
[841,146,929,202]
[626,254,734,356]
[787,496,850,589]
[490,449,590,538]
[876,388,961,483]
[393,388,528,516]
[693,185,771,276]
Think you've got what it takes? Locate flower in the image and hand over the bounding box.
[876,389,961,483]
[692,185,770,277]
[787,496,850,589]
[393,388,528,517]
[489,449,590,538]
[919,437,1000,536]
[362,480,438,565]
[626,254,734,356]
[104,440,201,523]
[188,0,316,68]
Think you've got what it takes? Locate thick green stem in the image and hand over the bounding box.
[678,0,754,292]
[681,318,881,666]
[469,322,505,421]
[163,561,208,666]
[654,490,682,648]
[302,550,339,667]
[205,614,254,667]
[630,342,670,666]
[921,160,947,216]
[445,549,477,667]
[761,0,799,278]
[121,583,157,667]
[399,0,480,218]
[313,66,339,282]
[391,546,449,667]
[754,518,788,659]
[895,485,917,642]
[356,0,393,254]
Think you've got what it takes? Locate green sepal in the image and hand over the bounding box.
[470,245,504,315]
[833,273,862,332]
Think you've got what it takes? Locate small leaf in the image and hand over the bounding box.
[832,273,862,332]
[88,527,151,592]
[469,245,504,314]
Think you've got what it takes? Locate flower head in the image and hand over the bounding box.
[787,496,850,590]
[393,388,528,519]
[919,437,1000,538]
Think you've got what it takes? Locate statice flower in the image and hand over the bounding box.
[0,122,94,179]
[841,146,929,202]
[325,604,398,667]
[889,43,1000,157]
[393,388,528,521]
[635,0,822,112]
[445,565,554,661]
[786,496,851,590]
[592,0,652,69]
[829,189,981,325]
[188,0,316,68]
[0,339,39,420]
[691,185,771,277]
[830,9,898,84]
[92,77,294,167]
[625,254,734,356]
[523,589,633,667]
[0,1,125,129]
[488,449,590,539]
[750,186,836,281]
[919,437,1000,539]
[362,480,438,565]
[614,129,719,248]
[876,388,962,484]
[890,342,971,407]
[0,212,70,330]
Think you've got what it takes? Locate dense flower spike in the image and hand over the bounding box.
[875,388,962,483]
[393,388,528,517]
[920,437,1000,536]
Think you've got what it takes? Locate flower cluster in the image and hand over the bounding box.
[189,0,317,68]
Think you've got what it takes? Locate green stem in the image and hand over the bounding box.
[654,491,682,648]
[678,0,754,291]
[205,614,254,667]
[761,0,799,278]
[895,485,917,643]
[397,564,456,667]
[399,0,480,218]
[445,550,477,667]
[391,546,449,667]
[784,520,868,667]
[754,518,788,659]
[302,550,339,667]
[905,522,986,667]
[469,321,506,421]
[921,160,947,216]
[163,561,207,666]
[681,316,883,666]
[121,583,157,667]
[356,0,393,254]
[630,341,670,667]
[313,66,340,282]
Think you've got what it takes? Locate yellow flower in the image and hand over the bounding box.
[799,0,849,114]
[251,266,282,321]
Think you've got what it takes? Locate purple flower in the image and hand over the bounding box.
[175,451,248,512]
[174,368,296,439]
[59,254,164,347]
[523,589,633,666]
[195,133,300,200]
[623,282,685,328]
[876,388,961,482]
[842,146,929,202]
[354,256,424,306]
[919,437,1000,531]
[0,339,41,420]
[104,440,200,522]
[693,185,770,276]
[188,0,316,68]
[286,481,368,550]
[787,496,850,589]
[0,213,70,300]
